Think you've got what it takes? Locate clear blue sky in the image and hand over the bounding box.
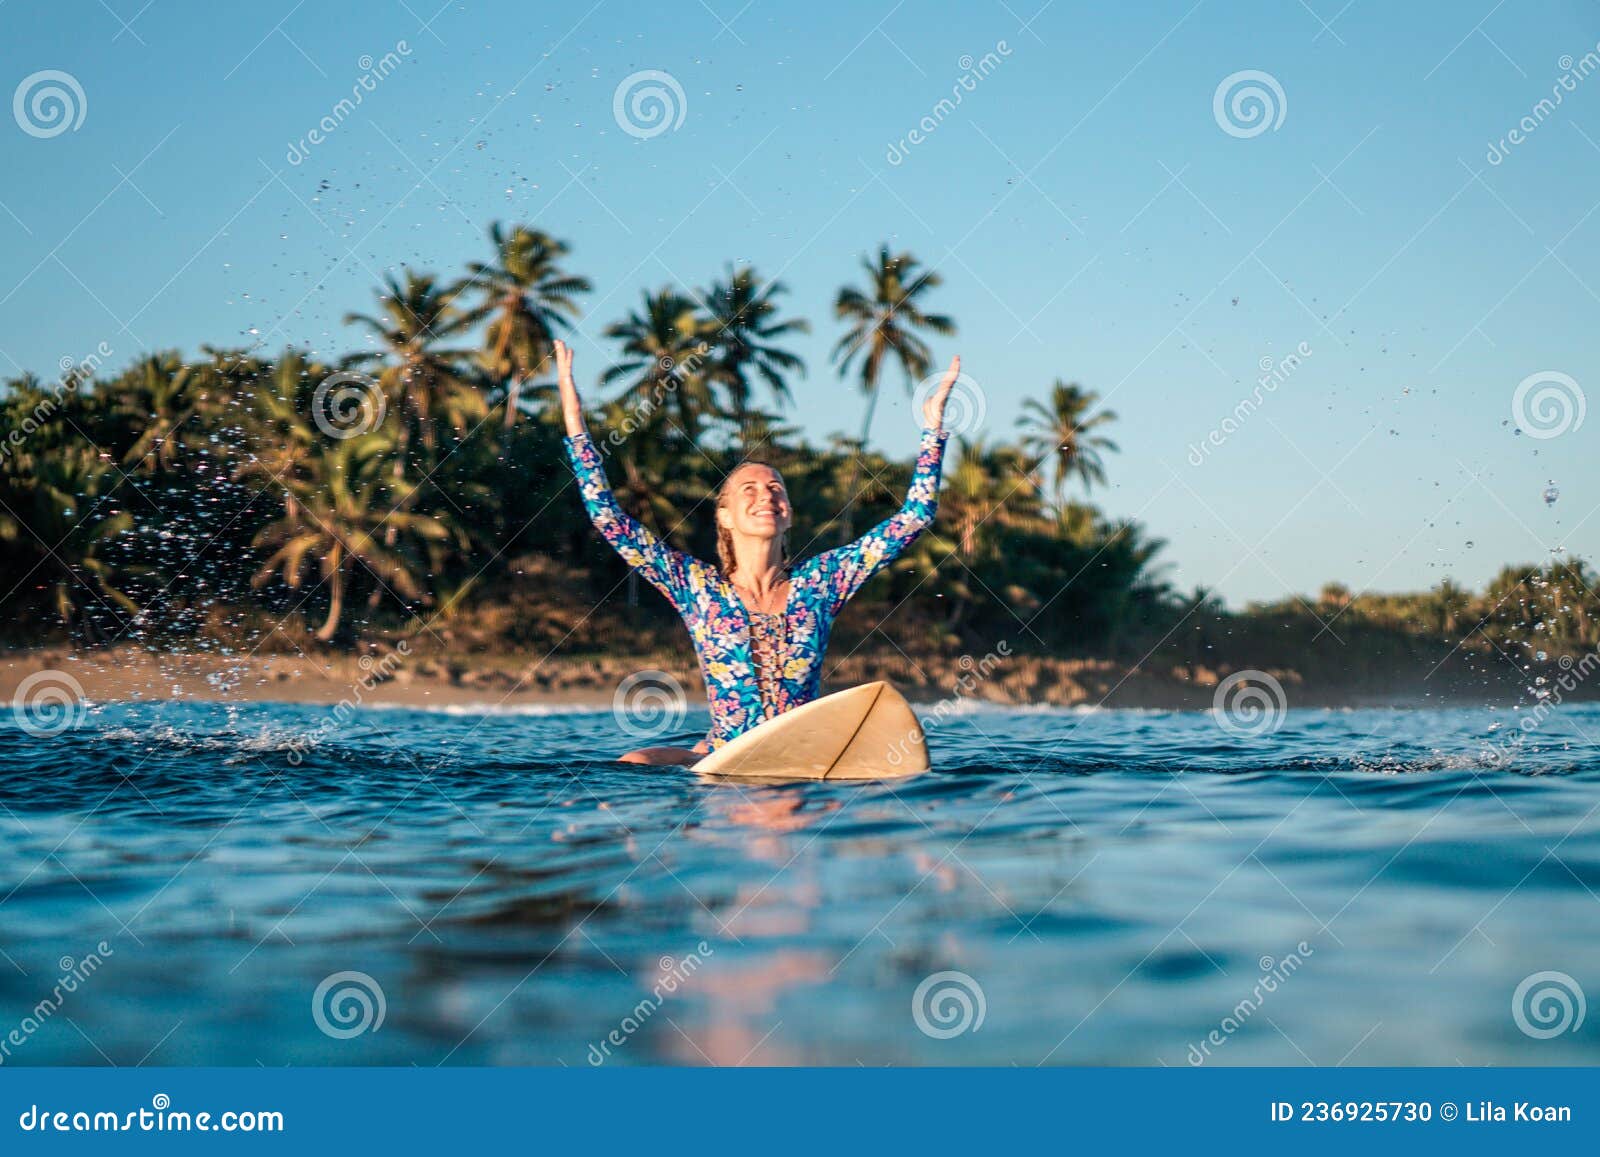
[3,0,1599,605]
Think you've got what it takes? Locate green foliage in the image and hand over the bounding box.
[0,224,1237,659]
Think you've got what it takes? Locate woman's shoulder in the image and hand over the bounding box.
[691,558,735,595]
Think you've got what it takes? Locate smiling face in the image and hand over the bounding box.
[717,463,792,541]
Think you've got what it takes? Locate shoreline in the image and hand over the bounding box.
[0,644,1556,713]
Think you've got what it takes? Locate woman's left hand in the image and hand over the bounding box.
[922,355,961,430]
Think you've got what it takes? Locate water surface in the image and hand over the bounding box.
[2,699,1597,1066]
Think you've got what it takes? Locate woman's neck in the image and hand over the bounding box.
[730,537,785,592]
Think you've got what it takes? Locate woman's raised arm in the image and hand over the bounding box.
[818,356,959,613]
[554,339,587,438]
[557,341,698,612]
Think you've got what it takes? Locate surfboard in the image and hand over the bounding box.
[691,681,929,780]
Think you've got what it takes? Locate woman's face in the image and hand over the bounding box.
[719,464,792,540]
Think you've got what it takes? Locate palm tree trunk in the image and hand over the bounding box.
[316,557,345,642]
[385,420,409,550]
[503,374,523,428]
[835,385,881,545]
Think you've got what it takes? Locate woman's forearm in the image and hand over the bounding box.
[553,339,587,437]
[899,425,949,529]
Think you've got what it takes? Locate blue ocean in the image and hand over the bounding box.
[2,699,1596,1066]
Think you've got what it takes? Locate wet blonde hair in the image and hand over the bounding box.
[715,461,790,578]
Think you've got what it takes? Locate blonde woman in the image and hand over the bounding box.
[557,340,957,764]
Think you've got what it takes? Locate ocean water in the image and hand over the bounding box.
[1,698,1597,1067]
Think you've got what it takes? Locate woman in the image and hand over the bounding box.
[556,339,958,765]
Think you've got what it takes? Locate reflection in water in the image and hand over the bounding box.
[1,699,1598,1065]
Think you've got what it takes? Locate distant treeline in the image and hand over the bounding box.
[0,222,1590,670]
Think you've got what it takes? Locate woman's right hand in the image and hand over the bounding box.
[553,339,586,437]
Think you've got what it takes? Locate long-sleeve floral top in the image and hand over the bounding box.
[565,428,950,750]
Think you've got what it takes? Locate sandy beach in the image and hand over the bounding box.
[0,643,1554,714]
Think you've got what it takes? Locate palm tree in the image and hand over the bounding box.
[602,289,719,441]
[116,353,211,473]
[466,224,591,428]
[1,445,137,638]
[701,265,808,444]
[940,438,1039,562]
[831,246,954,540]
[344,271,487,560]
[1017,381,1119,503]
[593,399,693,607]
[235,350,332,517]
[832,246,955,447]
[343,271,486,460]
[251,434,461,642]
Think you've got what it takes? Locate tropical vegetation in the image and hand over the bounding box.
[0,224,1588,681]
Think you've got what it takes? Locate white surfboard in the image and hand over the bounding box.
[692,681,930,780]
